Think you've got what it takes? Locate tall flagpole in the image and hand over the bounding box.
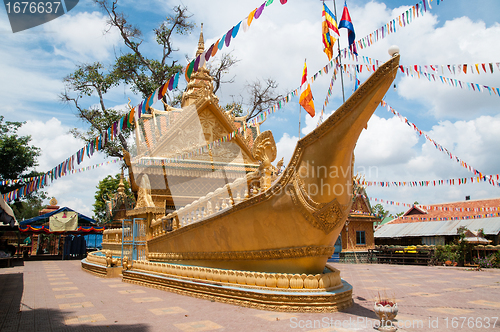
[333,0,346,103]
[299,58,305,139]
[298,104,302,139]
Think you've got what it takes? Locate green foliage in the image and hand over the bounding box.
[0,116,47,219]
[0,116,41,191]
[371,203,387,217]
[433,227,476,266]
[456,226,474,266]
[10,193,48,221]
[434,244,459,263]
[474,252,499,269]
[93,173,133,223]
[394,211,404,218]
[64,62,118,97]
[224,102,244,117]
[61,63,133,159]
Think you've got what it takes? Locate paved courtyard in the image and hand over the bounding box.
[0,260,499,331]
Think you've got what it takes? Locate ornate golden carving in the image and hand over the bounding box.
[121,267,352,313]
[129,260,343,292]
[146,245,334,261]
[252,130,277,165]
[135,174,155,208]
[286,174,345,234]
[312,199,344,232]
[252,130,279,191]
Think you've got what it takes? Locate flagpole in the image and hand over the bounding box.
[333,0,346,103]
[298,105,302,139]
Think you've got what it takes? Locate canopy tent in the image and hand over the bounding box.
[19,207,104,233]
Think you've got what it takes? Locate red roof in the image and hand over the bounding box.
[389,198,500,224]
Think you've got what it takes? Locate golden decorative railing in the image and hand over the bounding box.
[131,260,343,291]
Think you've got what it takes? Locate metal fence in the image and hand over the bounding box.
[121,218,147,265]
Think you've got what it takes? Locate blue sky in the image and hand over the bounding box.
[1,0,500,217]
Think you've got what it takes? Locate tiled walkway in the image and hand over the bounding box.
[0,260,499,331]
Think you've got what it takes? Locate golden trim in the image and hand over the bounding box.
[147,245,334,262]
[130,260,342,291]
[122,269,352,313]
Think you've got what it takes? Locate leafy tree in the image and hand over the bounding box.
[0,116,47,219]
[371,203,388,218]
[0,116,41,192]
[10,194,48,221]
[61,63,130,159]
[93,172,134,223]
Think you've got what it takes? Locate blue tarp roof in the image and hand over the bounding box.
[20,207,98,226]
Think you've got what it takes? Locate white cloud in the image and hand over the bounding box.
[15,118,121,218]
[17,118,81,171]
[44,11,121,61]
[356,114,500,214]
[276,133,298,166]
[393,16,500,119]
[355,114,419,167]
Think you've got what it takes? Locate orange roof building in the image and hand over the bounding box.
[391,198,500,223]
[375,197,500,246]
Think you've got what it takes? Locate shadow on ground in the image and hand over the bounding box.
[340,300,378,320]
[0,272,149,332]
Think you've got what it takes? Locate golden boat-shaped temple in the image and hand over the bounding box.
[83,32,400,311]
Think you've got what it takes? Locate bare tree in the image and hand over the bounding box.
[245,78,283,122]
[208,52,240,95]
[209,54,283,122]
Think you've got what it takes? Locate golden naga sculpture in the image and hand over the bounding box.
[124,53,401,276]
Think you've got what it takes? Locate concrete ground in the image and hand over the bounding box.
[0,260,499,332]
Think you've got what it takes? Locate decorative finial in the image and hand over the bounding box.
[117,169,125,195]
[388,45,400,57]
[196,23,204,57]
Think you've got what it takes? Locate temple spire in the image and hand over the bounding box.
[196,23,204,57]
[181,23,215,107]
[117,168,125,196]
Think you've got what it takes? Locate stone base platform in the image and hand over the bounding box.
[121,262,353,313]
[81,259,122,278]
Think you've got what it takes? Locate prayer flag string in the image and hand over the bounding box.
[356,174,500,189]
[2,159,121,203]
[380,100,487,179]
